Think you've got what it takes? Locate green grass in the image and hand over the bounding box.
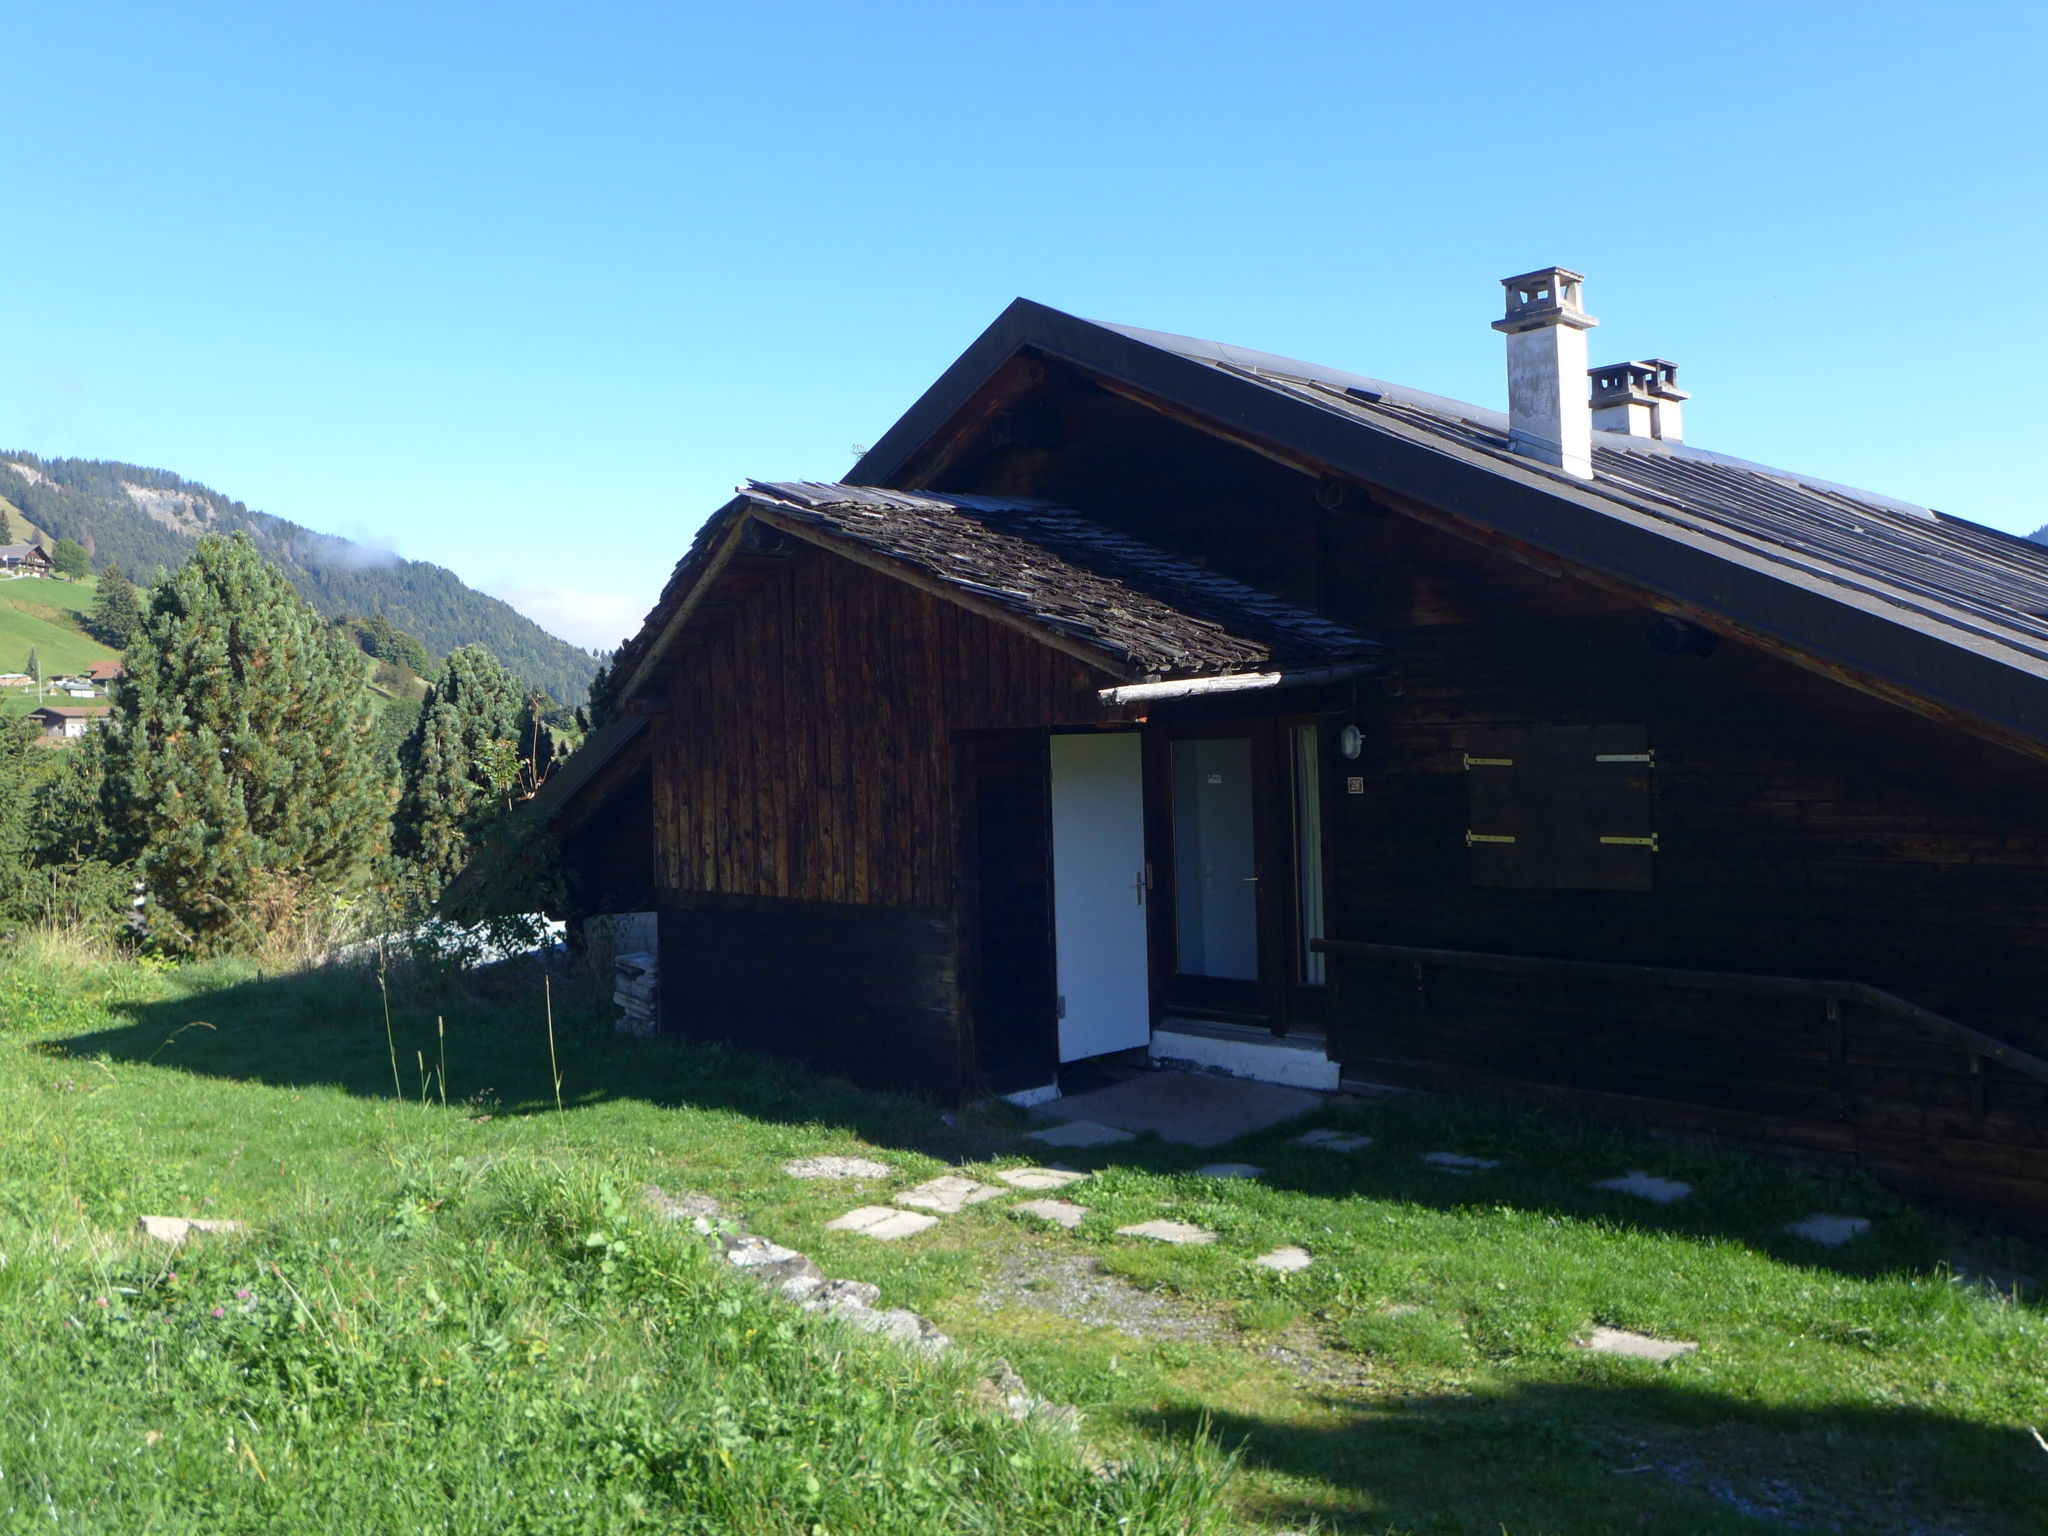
[0,576,114,717]
[4,945,2045,1533]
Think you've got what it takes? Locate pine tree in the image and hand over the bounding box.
[88,563,143,649]
[0,504,14,543]
[103,533,387,952]
[393,643,527,894]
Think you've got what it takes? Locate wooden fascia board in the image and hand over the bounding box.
[613,505,752,704]
[858,302,2048,759]
[742,503,1139,683]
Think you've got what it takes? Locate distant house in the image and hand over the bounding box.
[0,673,31,689]
[0,544,51,576]
[87,660,125,684]
[29,705,111,740]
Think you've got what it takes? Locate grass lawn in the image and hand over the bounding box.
[4,944,2045,1533]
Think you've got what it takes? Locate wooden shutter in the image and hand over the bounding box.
[1465,725,1653,890]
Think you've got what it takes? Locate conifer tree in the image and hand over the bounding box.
[104,533,386,951]
[88,563,143,649]
[0,504,14,543]
[393,643,527,894]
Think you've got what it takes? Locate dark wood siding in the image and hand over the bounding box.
[1319,506,2048,1224]
[948,381,2048,1222]
[646,541,1107,1098]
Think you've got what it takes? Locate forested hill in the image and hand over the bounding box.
[0,455,598,702]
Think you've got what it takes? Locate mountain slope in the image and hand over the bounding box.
[0,456,597,703]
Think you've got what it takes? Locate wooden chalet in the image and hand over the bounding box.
[0,543,52,575]
[540,271,2048,1227]
[29,705,111,740]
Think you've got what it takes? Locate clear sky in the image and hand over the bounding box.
[5,2,2042,651]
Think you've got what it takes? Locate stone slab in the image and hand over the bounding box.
[1253,1245,1313,1272]
[799,1277,882,1314]
[718,1234,820,1288]
[1014,1199,1089,1230]
[1116,1219,1216,1246]
[1194,1162,1263,1179]
[1293,1128,1374,1152]
[1593,1170,1692,1204]
[1035,1072,1322,1148]
[135,1216,243,1245]
[995,1166,1089,1191]
[842,1305,952,1356]
[1580,1326,1697,1363]
[1785,1213,1870,1246]
[1421,1151,1499,1172]
[824,1206,939,1241]
[1024,1120,1136,1148]
[783,1156,892,1180]
[894,1175,1005,1214]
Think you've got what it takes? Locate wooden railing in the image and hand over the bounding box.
[1310,937,2048,1089]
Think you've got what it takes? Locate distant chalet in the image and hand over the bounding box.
[29,705,111,740]
[0,543,52,575]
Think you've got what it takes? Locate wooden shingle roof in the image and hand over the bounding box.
[604,482,1378,704]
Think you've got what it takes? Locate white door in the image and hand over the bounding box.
[1050,732,1151,1062]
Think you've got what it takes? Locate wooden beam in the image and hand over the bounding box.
[1312,937,2048,1087]
[614,512,752,704]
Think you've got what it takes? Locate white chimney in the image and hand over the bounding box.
[1643,358,1687,443]
[1589,357,1689,443]
[1492,267,1597,479]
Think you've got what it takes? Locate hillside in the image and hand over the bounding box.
[0,456,599,703]
[0,577,118,718]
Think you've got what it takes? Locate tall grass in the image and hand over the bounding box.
[0,1153,1232,1535]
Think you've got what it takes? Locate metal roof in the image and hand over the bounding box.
[849,300,2048,751]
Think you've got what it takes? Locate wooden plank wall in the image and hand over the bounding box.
[648,541,1107,1099]
[940,375,2048,1222]
[1320,507,2048,1225]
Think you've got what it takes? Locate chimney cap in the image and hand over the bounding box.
[1640,358,1690,402]
[1588,360,1659,409]
[1493,266,1596,335]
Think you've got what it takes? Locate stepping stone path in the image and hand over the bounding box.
[1195,1162,1263,1179]
[1014,1199,1089,1230]
[643,1186,1075,1421]
[1579,1325,1697,1363]
[1254,1245,1313,1272]
[1116,1219,1216,1246]
[995,1166,1089,1191]
[894,1175,1005,1214]
[1025,1120,1136,1147]
[783,1156,892,1180]
[1421,1151,1499,1172]
[1594,1170,1692,1204]
[825,1206,940,1241]
[1785,1213,1870,1246]
[1294,1128,1374,1152]
[136,1216,243,1245]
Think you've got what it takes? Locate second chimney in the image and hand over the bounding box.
[1590,357,1688,443]
[1493,267,1597,479]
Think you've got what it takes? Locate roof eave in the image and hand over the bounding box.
[851,303,2048,759]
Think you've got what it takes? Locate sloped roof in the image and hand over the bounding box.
[744,481,1375,680]
[603,481,1377,704]
[851,301,2048,751]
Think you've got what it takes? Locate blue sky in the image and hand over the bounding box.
[4,2,2042,651]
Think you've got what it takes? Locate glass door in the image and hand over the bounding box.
[1161,731,1268,1017]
